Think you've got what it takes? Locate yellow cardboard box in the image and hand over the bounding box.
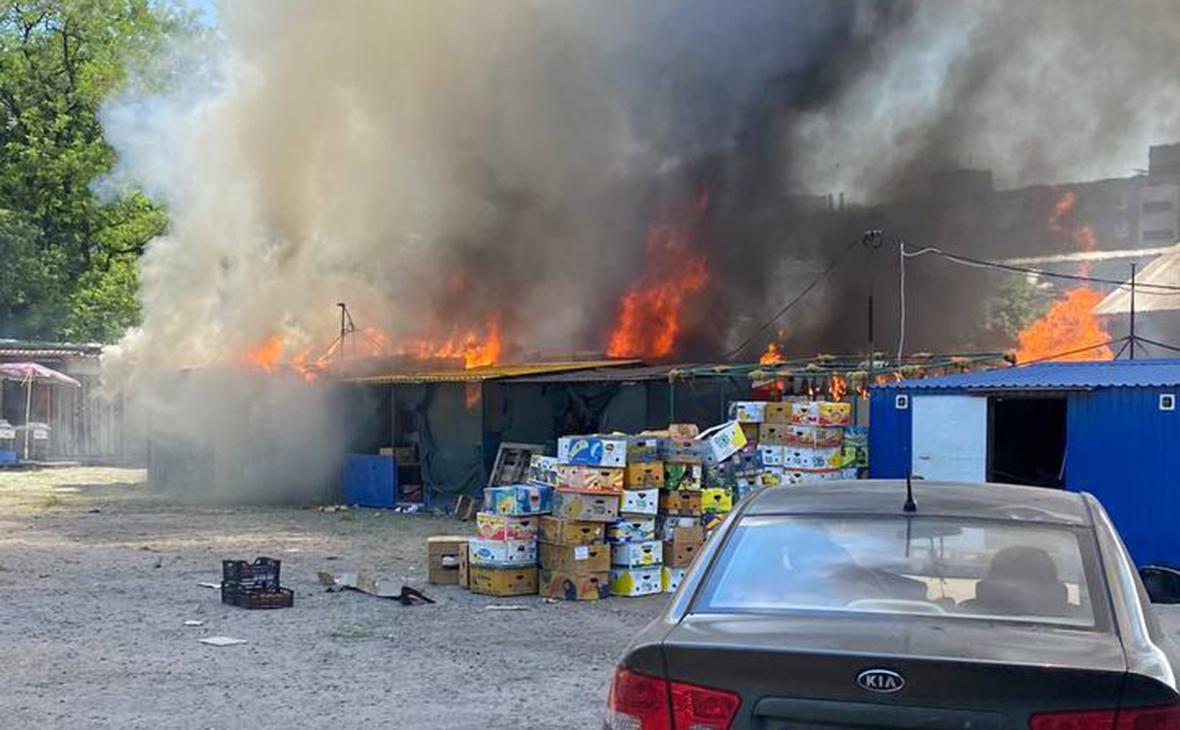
[624,462,665,488]
[469,566,538,597]
[700,487,733,514]
[538,570,610,601]
[539,542,611,574]
[538,516,605,546]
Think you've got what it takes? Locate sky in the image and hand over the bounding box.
[180,0,217,25]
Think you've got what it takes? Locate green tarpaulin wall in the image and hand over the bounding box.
[352,376,754,502]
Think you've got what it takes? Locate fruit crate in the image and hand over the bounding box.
[221,584,294,610]
[222,557,281,589]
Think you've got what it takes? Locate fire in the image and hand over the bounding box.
[398,321,502,369]
[236,319,504,381]
[1015,192,1113,364]
[606,196,709,359]
[760,342,786,365]
[828,374,848,401]
[1016,288,1113,363]
[240,335,283,372]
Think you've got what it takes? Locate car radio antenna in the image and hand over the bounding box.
[904,470,917,513]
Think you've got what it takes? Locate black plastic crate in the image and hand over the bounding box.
[222,557,281,589]
[221,584,294,610]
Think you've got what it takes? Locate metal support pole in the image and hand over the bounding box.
[338,302,348,364]
[1129,263,1137,361]
[23,377,32,460]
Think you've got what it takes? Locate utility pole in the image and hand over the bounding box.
[862,230,884,369]
[1129,263,1137,361]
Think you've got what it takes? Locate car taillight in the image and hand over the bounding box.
[1031,706,1180,730]
[605,668,672,730]
[1031,709,1118,730]
[604,667,741,730]
[1117,706,1180,730]
[670,681,742,730]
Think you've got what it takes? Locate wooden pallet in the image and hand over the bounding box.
[486,442,547,490]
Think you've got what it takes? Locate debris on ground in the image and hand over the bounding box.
[485,604,530,611]
[317,505,348,513]
[199,636,247,647]
[184,620,205,627]
[197,582,220,590]
[317,570,434,605]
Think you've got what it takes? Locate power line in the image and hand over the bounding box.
[903,246,1180,294]
[724,236,862,362]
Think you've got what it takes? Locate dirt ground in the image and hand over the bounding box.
[0,467,664,730]
[9,468,1180,730]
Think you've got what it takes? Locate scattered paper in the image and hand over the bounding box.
[485,605,530,611]
[197,582,220,590]
[200,636,246,647]
[184,620,205,627]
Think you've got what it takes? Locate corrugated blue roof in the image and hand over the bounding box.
[883,359,1180,391]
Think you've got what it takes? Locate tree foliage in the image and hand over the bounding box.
[0,0,194,342]
[984,275,1053,343]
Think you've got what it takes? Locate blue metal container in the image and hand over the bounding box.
[342,454,399,508]
[868,360,1180,565]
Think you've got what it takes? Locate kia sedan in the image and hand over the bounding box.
[605,481,1180,730]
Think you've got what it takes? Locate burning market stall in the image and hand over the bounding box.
[344,361,647,505]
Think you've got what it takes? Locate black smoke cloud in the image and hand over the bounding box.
[100,0,1180,371]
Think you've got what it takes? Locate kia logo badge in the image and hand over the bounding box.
[857,669,905,693]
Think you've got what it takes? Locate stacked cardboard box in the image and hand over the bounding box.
[546,439,626,600]
[469,483,553,596]
[608,440,664,597]
[653,423,712,593]
[726,400,855,491]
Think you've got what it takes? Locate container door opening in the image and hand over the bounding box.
[988,397,1067,488]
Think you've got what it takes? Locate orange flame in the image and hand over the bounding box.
[1015,192,1113,364]
[829,374,848,401]
[606,196,709,360]
[760,342,786,365]
[235,318,504,382]
[1015,288,1113,363]
[240,335,283,372]
[398,321,502,369]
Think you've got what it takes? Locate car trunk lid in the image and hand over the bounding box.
[663,613,1127,730]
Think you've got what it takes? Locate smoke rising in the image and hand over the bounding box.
[98,0,1180,497]
[103,1,1180,366]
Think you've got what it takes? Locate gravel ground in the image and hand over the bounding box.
[8,468,1180,730]
[0,467,664,730]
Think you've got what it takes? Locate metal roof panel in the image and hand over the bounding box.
[347,360,643,385]
[878,359,1180,391]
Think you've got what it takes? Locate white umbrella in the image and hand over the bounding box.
[0,363,82,459]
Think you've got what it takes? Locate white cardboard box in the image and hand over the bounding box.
[619,488,659,516]
[467,538,538,567]
[609,567,662,597]
[662,566,687,593]
[757,445,784,466]
[611,540,663,567]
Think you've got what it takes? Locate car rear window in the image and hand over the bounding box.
[694,515,1100,627]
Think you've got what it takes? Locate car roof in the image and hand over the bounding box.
[743,480,1092,526]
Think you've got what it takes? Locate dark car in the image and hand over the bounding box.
[605,480,1180,730]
